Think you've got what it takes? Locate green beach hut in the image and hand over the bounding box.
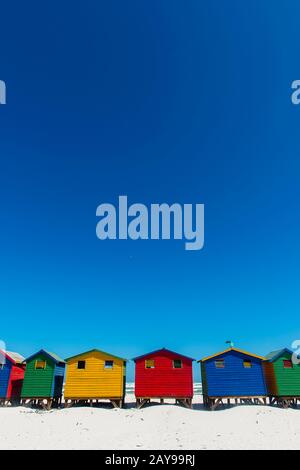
[264,348,300,408]
[21,350,66,409]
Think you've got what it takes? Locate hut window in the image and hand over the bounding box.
[215,359,225,369]
[35,360,46,370]
[173,359,182,369]
[283,360,293,369]
[105,360,114,369]
[77,360,86,369]
[145,359,155,369]
[243,360,252,369]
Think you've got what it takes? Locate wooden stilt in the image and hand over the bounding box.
[137,399,147,409]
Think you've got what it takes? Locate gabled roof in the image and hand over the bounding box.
[65,349,127,362]
[24,349,66,364]
[133,348,195,362]
[7,351,25,364]
[0,350,25,365]
[199,347,265,363]
[265,348,294,362]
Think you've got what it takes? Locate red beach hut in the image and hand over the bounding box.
[133,348,194,408]
[0,350,26,405]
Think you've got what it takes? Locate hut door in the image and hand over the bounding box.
[54,376,63,398]
[10,379,23,399]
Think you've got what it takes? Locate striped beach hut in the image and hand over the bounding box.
[0,350,25,405]
[64,349,127,408]
[21,350,65,409]
[264,348,300,408]
[133,348,194,409]
[200,346,267,410]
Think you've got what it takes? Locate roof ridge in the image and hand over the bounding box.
[265,348,293,362]
[199,347,265,362]
[65,348,127,362]
[133,347,195,362]
[24,349,66,364]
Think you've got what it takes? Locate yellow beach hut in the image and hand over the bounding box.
[64,349,127,408]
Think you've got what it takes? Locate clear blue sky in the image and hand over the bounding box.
[1,1,300,381]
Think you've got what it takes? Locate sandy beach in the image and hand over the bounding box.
[0,392,300,450]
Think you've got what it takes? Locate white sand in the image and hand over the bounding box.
[0,394,299,450]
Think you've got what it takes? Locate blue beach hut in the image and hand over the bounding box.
[199,347,267,410]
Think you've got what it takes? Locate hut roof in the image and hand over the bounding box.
[199,347,265,363]
[0,350,25,365]
[133,348,195,362]
[265,348,294,362]
[24,349,66,364]
[65,349,127,362]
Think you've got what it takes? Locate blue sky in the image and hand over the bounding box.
[1,1,300,380]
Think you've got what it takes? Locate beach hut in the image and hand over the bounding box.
[21,350,65,409]
[200,347,267,410]
[64,349,127,408]
[133,348,194,409]
[264,348,300,408]
[0,350,25,405]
